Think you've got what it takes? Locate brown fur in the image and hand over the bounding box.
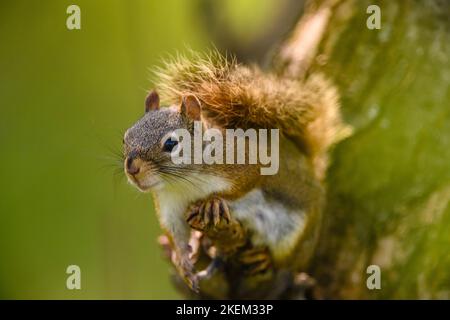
[153,50,350,179]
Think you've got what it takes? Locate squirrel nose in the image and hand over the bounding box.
[125,156,140,176]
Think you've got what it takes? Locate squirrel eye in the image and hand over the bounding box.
[162,137,178,152]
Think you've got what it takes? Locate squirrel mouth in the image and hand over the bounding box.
[137,181,162,192]
[127,174,161,192]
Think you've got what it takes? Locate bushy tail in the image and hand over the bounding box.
[153,50,351,179]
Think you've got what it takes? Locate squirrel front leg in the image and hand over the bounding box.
[186,196,273,278]
[186,196,247,257]
[160,209,200,292]
[186,196,231,232]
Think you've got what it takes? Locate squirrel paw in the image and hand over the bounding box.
[176,255,200,293]
[238,247,273,275]
[186,197,231,232]
[196,256,223,281]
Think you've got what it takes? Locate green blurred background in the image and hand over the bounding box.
[0,0,285,299]
[1,0,448,300]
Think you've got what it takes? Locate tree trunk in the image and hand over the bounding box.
[171,0,450,299]
[307,0,450,299]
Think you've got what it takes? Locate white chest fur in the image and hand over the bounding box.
[155,174,231,244]
[155,176,306,261]
[229,189,306,260]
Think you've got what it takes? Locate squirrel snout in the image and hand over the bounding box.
[125,156,140,176]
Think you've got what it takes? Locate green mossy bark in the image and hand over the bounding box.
[176,0,450,299]
[309,0,450,299]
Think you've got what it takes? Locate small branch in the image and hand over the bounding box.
[274,0,337,79]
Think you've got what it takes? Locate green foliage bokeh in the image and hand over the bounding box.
[0,0,212,299]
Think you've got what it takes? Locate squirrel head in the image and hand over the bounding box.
[123,90,205,192]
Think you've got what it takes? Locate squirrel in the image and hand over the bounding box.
[123,50,349,292]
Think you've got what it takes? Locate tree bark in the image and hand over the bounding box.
[168,0,450,299]
[307,0,450,299]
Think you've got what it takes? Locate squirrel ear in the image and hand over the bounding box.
[145,90,160,112]
[181,95,201,121]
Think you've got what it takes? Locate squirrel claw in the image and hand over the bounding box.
[187,274,200,293]
[172,246,200,293]
[238,247,273,275]
[196,256,223,281]
[186,197,230,231]
[176,256,200,293]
